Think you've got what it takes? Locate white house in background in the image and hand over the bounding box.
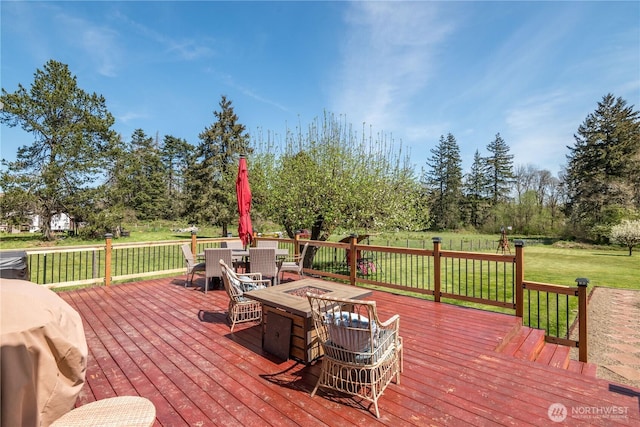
[50,213,72,231]
[27,213,72,232]
[0,212,73,233]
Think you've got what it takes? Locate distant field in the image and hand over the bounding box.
[0,224,226,249]
[1,228,637,290]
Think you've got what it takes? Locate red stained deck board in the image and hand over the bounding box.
[70,287,195,426]
[534,342,558,365]
[116,283,325,427]
[102,280,367,427]
[567,359,585,373]
[581,361,599,377]
[548,344,570,370]
[513,328,545,361]
[58,277,640,426]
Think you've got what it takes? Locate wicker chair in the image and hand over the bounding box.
[50,396,156,427]
[248,247,279,285]
[307,293,402,418]
[203,248,234,294]
[279,242,309,281]
[181,244,205,287]
[219,260,271,332]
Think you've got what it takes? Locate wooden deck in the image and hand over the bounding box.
[58,275,640,426]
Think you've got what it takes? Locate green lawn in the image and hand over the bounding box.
[522,246,638,290]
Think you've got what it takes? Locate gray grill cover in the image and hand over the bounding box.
[0,251,29,280]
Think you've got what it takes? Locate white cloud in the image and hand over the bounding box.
[39,5,122,77]
[79,27,121,77]
[113,9,214,62]
[332,2,455,130]
[118,111,149,124]
[504,92,577,174]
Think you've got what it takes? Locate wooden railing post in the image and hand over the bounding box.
[92,251,98,280]
[105,233,112,287]
[294,233,300,257]
[433,237,441,302]
[191,231,197,257]
[576,277,589,362]
[349,235,358,286]
[515,240,525,317]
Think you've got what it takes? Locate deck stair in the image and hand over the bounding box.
[496,324,598,377]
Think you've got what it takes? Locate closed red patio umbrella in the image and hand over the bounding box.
[236,155,253,247]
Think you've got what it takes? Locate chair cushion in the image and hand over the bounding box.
[228,275,244,295]
[239,276,265,292]
[280,261,296,268]
[229,274,266,295]
[325,311,375,353]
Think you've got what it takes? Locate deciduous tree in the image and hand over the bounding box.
[610,219,640,256]
[251,113,417,241]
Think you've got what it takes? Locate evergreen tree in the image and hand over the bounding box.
[185,95,251,234]
[127,129,166,220]
[0,60,115,240]
[463,150,490,228]
[423,133,463,230]
[484,133,514,206]
[102,133,135,222]
[161,135,193,220]
[565,94,640,239]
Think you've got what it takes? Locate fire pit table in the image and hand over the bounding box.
[245,278,372,363]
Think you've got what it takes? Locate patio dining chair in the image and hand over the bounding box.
[307,293,403,418]
[219,260,271,332]
[181,244,205,287]
[248,247,279,285]
[221,240,244,250]
[279,242,309,282]
[221,240,247,268]
[204,248,234,293]
[256,240,279,248]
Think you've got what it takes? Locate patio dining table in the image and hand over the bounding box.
[230,248,289,258]
[198,248,289,258]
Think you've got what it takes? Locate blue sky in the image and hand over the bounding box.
[2,1,639,176]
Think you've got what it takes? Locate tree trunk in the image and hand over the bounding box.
[629,246,633,256]
[311,215,326,241]
[41,212,54,241]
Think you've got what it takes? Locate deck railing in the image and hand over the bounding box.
[291,236,588,362]
[9,233,589,361]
